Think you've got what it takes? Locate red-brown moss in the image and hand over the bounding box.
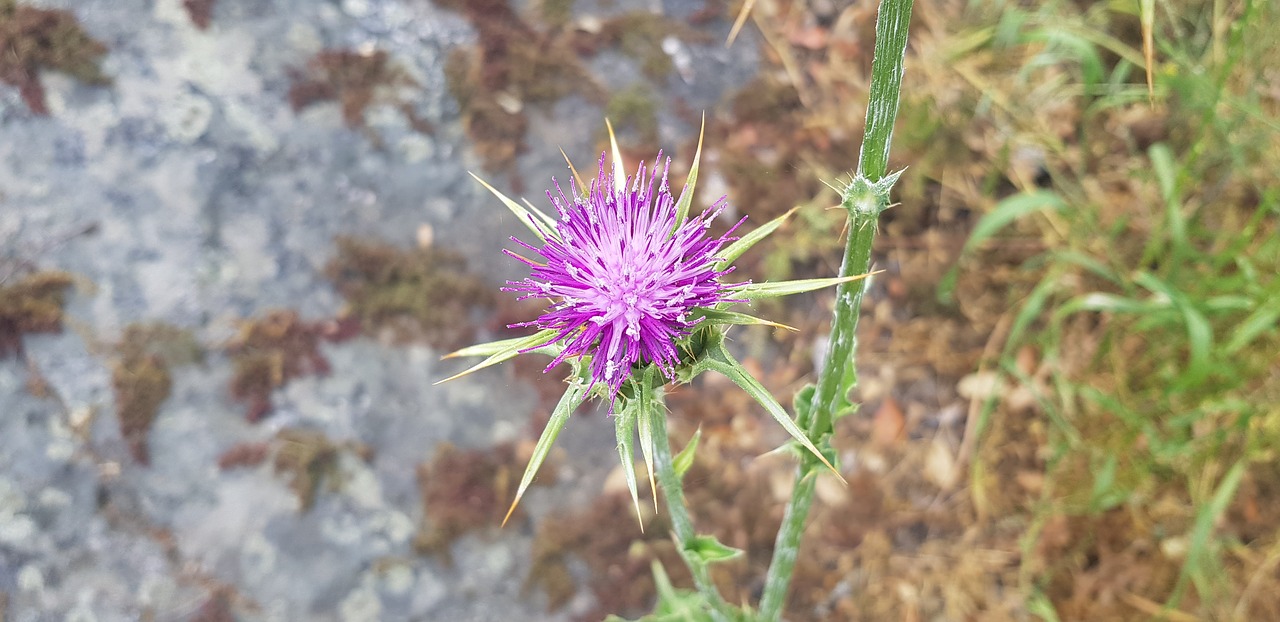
[0,0,109,115]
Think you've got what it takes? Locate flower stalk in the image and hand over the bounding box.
[647,398,736,622]
[758,0,916,618]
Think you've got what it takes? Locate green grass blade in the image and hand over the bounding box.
[1224,298,1280,354]
[1149,143,1189,253]
[940,191,1067,301]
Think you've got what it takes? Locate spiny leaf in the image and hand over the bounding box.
[616,393,645,531]
[605,118,627,194]
[689,308,796,331]
[470,172,558,241]
[560,147,590,199]
[715,206,798,272]
[725,0,756,48]
[705,343,844,483]
[686,534,744,565]
[441,329,558,360]
[673,114,705,232]
[672,427,701,480]
[502,379,589,526]
[635,368,659,511]
[435,329,559,384]
[729,273,878,301]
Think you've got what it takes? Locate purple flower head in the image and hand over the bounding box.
[505,153,745,404]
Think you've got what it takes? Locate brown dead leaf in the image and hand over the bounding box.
[871,397,907,448]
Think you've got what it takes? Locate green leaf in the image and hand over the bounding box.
[615,398,645,531]
[688,308,795,331]
[728,273,875,301]
[673,116,706,232]
[939,191,1067,302]
[469,172,558,242]
[605,561,716,622]
[672,427,701,480]
[435,329,559,384]
[502,377,589,526]
[703,342,844,482]
[685,534,743,565]
[1179,459,1247,601]
[714,207,798,272]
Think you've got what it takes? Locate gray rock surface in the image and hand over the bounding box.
[0,0,758,619]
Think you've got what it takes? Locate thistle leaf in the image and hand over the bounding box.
[729,272,879,301]
[615,397,645,531]
[689,308,796,332]
[686,534,744,565]
[435,329,559,384]
[635,369,660,511]
[672,427,701,480]
[705,343,844,483]
[503,378,590,526]
[714,206,798,272]
[725,0,756,47]
[441,329,559,360]
[673,114,706,231]
[560,147,590,199]
[470,172,558,241]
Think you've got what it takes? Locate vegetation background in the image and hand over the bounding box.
[0,0,1276,620]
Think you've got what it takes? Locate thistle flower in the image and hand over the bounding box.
[503,153,743,404]
[443,135,868,527]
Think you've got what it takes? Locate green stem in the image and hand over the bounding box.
[651,400,734,622]
[756,473,816,616]
[758,0,915,619]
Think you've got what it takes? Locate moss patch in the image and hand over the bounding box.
[435,0,603,173]
[111,323,202,464]
[593,12,710,81]
[288,49,431,138]
[414,441,553,563]
[0,0,110,115]
[0,270,74,358]
[602,84,660,154]
[271,427,345,512]
[325,236,493,350]
[226,310,334,422]
[218,427,369,512]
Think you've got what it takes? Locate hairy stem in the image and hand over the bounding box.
[758,0,915,618]
[651,399,734,622]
